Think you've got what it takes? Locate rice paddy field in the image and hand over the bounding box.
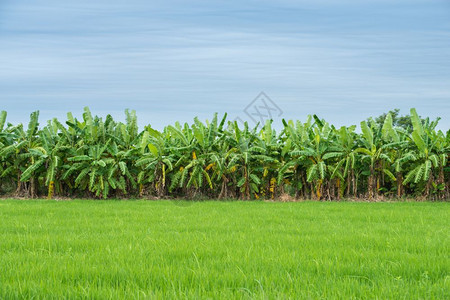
[0,200,448,299]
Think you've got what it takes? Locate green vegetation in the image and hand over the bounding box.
[0,108,448,200]
[0,200,448,298]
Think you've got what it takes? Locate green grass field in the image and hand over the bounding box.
[0,200,448,299]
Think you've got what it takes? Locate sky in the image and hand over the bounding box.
[1,0,449,130]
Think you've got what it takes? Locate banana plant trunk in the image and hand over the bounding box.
[352,169,357,197]
[30,177,36,198]
[425,173,433,199]
[301,173,307,199]
[396,172,403,198]
[15,174,22,196]
[219,175,228,199]
[346,174,350,197]
[438,166,445,200]
[368,165,374,199]
[48,180,55,199]
[244,166,250,200]
[336,178,340,200]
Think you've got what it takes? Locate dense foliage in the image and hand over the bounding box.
[0,108,448,200]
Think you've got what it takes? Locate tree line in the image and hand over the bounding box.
[0,108,448,200]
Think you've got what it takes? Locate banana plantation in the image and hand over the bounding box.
[0,108,448,200]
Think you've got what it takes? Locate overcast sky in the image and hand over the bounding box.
[1,0,449,129]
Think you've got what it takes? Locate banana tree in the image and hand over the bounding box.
[277,117,315,199]
[288,116,334,200]
[322,125,358,199]
[225,121,270,199]
[0,111,41,197]
[355,117,396,199]
[403,108,446,198]
[0,111,17,193]
[256,120,281,198]
[63,141,120,198]
[136,127,174,197]
[166,119,216,197]
[19,120,67,199]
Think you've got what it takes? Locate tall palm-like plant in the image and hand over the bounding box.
[63,142,116,198]
[288,116,334,200]
[277,117,315,199]
[255,120,281,198]
[322,125,358,199]
[225,121,271,199]
[355,117,396,199]
[403,108,446,198]
[136,127,174,197]
[19,120,66,198]
[0,111,18,193]
[0,111,41,197]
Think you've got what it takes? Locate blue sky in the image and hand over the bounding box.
[1,0,449,129]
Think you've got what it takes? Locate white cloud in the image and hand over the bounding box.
[0,0,449,129]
